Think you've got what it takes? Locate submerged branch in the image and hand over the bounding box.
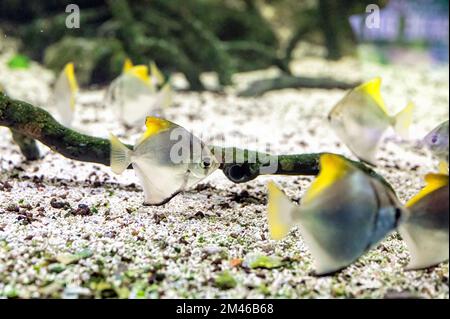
[0,93,391,191]
[238,75,360,97]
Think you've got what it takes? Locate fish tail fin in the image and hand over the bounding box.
[267,181,298,240]
[159,83,173,109]
[393,102,415,139]
[109,133,133,174]
[150,61,165,86]
[400,173,449,270]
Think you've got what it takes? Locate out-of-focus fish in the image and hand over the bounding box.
[50,62,79,127]
[150,61,165,88]
[109,117,219,205]
[422,120,449,173]
[399,173,449,270]
[328,77,415,165]
[267,154,402,275]
[105,59,172,127]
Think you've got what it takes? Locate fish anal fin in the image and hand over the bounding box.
[400,224,449,270]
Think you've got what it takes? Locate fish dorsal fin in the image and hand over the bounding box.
[355,77,388,114]
[123,58,134,73]
[136,117,172,146]
[303,154,353,203]
[127,65,150,83]
[406,173,449,207]
[64,62,79,110]
[122,58,150,83]
[150,61,165,85]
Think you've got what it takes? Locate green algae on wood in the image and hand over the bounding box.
[0,93,392,191]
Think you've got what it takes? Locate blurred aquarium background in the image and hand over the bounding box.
[0,0,447,90]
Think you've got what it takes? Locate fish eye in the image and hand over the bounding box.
[431,135,439,144]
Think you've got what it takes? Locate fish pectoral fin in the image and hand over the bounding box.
[267,181,298,240]
[406,173,449,208]
[393,102,415,139]
[109,133,133,174]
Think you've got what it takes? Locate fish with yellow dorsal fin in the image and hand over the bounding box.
[399,173,449,270]
[328,77,415,165]
[50,62,79,127]
[267,154,403,275]
[109,117,219,205]
[422,120,449,173]
[105,59,173,126]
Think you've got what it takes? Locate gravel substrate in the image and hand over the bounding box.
[0,50,449,298]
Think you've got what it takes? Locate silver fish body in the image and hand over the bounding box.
[110,117,218,205]
[267,154,402,275]
[329,93,392,165]
[328,78,414,165]
[295,171,399,274]
[399,177,449,270]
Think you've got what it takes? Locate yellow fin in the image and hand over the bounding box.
[303,154,352,203]
[406,173,449,207]
[127,65,150,83]
[438,161,449,174]
[393,102,415,139]
[64,62,79,111]
[355,77,388,114]
[122,58,150,83]
[150,61,165,85]
[267,181,296,240]
[136,117,172,145]
[122,58,134,73]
